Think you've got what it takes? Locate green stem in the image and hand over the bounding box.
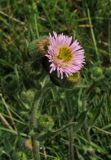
[30,92,41,160]
[31,136,40,160]
[69,127,75,160]
[30,82,50,160]
[65,92,75,160]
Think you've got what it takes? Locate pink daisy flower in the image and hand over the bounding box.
[46,32,85,79]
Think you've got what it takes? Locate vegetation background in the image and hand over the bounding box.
[0,0,111,159]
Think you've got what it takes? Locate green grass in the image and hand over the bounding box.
[0,0,111,159]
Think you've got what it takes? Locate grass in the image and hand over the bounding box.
[0,0,111,159]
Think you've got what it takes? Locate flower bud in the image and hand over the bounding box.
[24,139,32,151]
[1,74,21,95]
[21,89,35,105]
[50,72,80,89]
[91,67,104,81]
[105,66,111,77]
[67,72,80,83]
[22,61,42,89]
[28,36,49,58]
[15,151,27,160]
[39,114,54,131]
[37,36,49,54]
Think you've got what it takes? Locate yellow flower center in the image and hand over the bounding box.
[57,47,72,62]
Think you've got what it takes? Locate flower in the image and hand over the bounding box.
[46,32,85,79]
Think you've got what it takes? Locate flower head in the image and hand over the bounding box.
[46,32,85,79]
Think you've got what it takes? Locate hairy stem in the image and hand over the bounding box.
[30,92,41,160]
[30,81,49,160]
[69,127,75,160]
